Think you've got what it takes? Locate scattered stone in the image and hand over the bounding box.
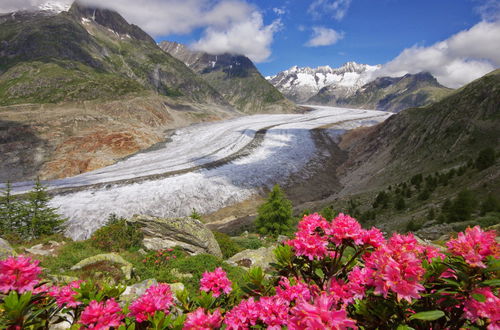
[71,253,134,280]
[415,223,454,241]
[226,246,276,271]
[128,215,222,257]
[277,235,289,243]
[121,279,158,303]
[25,240,65,257]
[170,268,193,279]
[0,237,15,259]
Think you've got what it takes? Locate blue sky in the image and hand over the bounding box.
[2,0,498,87]
[159,0,486,76]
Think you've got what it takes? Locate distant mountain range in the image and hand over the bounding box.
[267,64,453,112]
[159,41,294,114]
[266,62,379,103]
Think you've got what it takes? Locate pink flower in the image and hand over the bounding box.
[288,292,357,329]
[298,213,330,235]
[47,281,82,308]
[361,227,385,248]
[0,256,42,293]
[275,277,311,304]
[183,308,222,330]
[447,226,499,268]
[464,287,500,329]
[329,213,364,246]
[129,283,174,323]
[286,231,328,260]
[199,267,232,298]
[79,298,123,329]
[258,296,289,329]
[345,266,368,302]
[224,298,260,329]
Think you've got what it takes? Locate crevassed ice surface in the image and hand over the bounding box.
[13,106,391,240]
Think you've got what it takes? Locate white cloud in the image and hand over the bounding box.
[373,21,500,88]
[192,13,282,62]
[305,27,344,47]
[0,0,281,62]
[273,7,286,15]
[308,0,352,20]
[475,0,500,21]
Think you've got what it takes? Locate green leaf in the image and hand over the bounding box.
[482,279,500,287]
[315,268,325,279]
[472,293,486,302]
[409,310,445,321]
[397,325,415,330]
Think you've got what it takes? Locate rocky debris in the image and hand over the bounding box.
[121,279,158,303]
[128,215,222,258]
[0,237,15,259]
[415,223,454,241]
[25,240,65,256]
[70,253,134,280]
[170,268,193,279]
[226,246,276,271]
[206,214,257,236]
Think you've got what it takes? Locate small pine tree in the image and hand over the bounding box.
[373,191,389,209]
[255,184,293,236]
[480,194,499,215]
[395,196,406,211]
[448,190,477,222]
[427,207,436,220]
[26,179,66,238]
[476,147,496,170]
[190,208,202,220]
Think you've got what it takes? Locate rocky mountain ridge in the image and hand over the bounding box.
[266,62,380,103]
[309,72,453,112]
[159,41,295,114]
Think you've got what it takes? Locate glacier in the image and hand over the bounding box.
[8,106,391,240]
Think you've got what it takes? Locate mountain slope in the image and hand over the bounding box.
[266,62,379,103]
[0,2,239,181]
[0,2,228,105]
[338,69,500,193]
[309,72,453,112]
[159,41,295,114]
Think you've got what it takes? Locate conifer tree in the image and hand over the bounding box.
[26,179,66,238]
[255,184,293,236]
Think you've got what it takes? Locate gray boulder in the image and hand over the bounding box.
[71,253,134,280]
[226,246,276,271]
[128,215,222,257]
[0,238,15,259]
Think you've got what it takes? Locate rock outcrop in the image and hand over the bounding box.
[70,253,134,280]
[226,246,276,271]
[128,215,222,258]
[0,238,15,259]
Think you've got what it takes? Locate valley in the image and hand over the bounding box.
[7,106,390,240]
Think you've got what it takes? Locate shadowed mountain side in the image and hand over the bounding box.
[337,69,500,195]
[159,41,297,114]
[308,72,453,112]
[0,120,48,182]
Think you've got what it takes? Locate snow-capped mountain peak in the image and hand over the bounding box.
[266,62,380,103]
[37,1,71,13]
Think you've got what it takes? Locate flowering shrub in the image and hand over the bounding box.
[0,214,498,329]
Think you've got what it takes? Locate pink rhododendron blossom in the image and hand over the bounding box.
[363,234,426,302]
[0,256,42,293]
[361,227,385,248]
[129,283,174,323]
[345,266,368,302]
[288,292,357,329]
[183,308,222,330]
[199,267,232,298]
[329,213,364,246]
[48,281,82,308]
[79,298,123,329]
[286,231,328,260]
[447,226,499,268]
[224,297,260,329]
[464,287,500,330]
[298,213,330,234]
[275,277,311,304]
[258,296,289,329]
